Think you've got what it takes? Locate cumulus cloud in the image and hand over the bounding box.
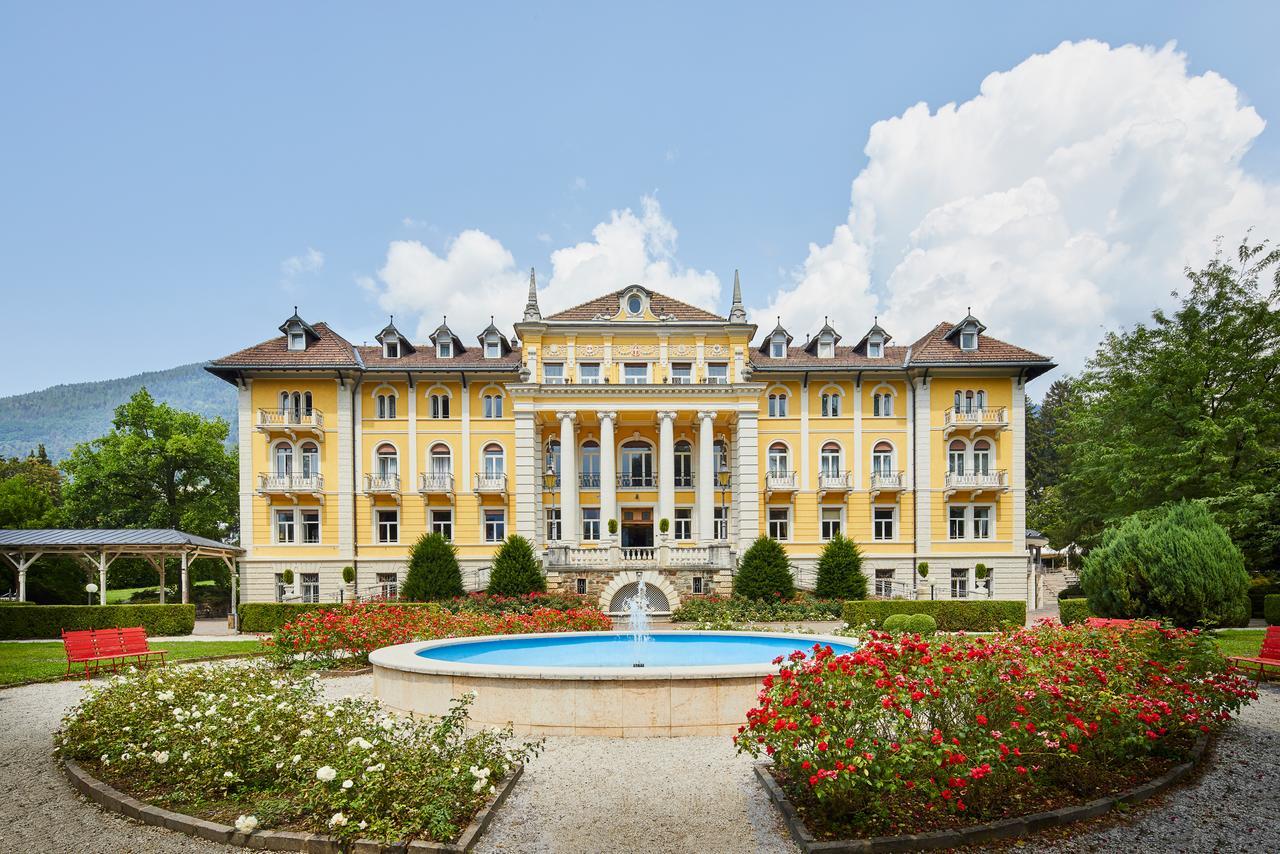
[279,248,325,292]
[758,40,1279,372]
[363,196,721,341]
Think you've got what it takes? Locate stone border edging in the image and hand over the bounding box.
[62,758,522,853]
[755,735,1209,853]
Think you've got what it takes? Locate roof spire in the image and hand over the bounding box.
[728,269,747,322]
[523,267,542,321]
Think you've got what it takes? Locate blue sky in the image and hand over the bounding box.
[2,2,1279,396]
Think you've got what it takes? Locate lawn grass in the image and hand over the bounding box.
[106,579,216,604]
[0,639,266,687]
[1212,628,1267,659]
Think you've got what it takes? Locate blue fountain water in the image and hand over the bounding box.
[415,633,856,668]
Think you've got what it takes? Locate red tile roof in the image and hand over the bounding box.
[750,345,911,370]
[905,322,1052,366]
[209,322,362,368]
[357,346,520,370]
[546,289,726,322]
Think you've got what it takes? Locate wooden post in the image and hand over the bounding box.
[98,552,108,605]
[181,551,189,604]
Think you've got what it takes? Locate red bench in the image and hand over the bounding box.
[1085,617,1158,629]
[62,627,168,679]
[1229,626,1280,683]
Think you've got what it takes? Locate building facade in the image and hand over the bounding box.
[208,274,1054,612]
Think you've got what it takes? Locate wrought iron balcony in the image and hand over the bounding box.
[617,473,655,488]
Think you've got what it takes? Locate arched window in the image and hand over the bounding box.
[873,391,893,417]
[948,440,967,475]
[483,392,503,418]
[376,392,397,419]
[620,440,653,486]
[299,442,319,478]
[767,442,790,475]
[872,441,894,476]
[580,440,600,487]
[429,443,452,474]
[821,391,841,417]
[278,391,289,413]
[375,443,398,478]
[674,439,693,487]
[273,442,293,475]
[768,392,788,417]
[973,439,991,475]
[965,390,975,413]
[975,390,986,410]
[429,392,450,419]
[545,439,561,477]
[303,392,312,415]
[482,443,505,477]
[819,442,841,476]
[954,390,963,411]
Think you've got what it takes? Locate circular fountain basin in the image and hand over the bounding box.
[370,630,855,737]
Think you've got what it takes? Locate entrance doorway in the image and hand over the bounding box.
[620,506,654,548]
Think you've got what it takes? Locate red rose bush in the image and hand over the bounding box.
[735,621,1256,838]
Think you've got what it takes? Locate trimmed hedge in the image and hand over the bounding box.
[1249,579,1278,618]
[841,600,1025,632]
[1266,594,1280,627]
[0,604,195,640]
[1058,597,1093,625]
[238,603,336,634]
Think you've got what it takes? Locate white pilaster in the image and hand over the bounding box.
[913,376,932,553]
[515,410,537,541]
[558,412,579,544]
[1011,377,1027,550]
[696,410,716,545]
[336,380,354,561]
[658,411,676,535]
[460,381,471,485]
[852,380,863,489]
[407,384,418,489]
[799,381,811,490]
[598,411,617,541]
[237,383,254,552]
[734,409,759,552]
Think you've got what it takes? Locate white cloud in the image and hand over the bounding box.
[758,40,1279,373]
[280,248,324,277]
[364,196,721,342]
[571,176,588,191]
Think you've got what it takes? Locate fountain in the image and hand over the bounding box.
[626,572,651,667]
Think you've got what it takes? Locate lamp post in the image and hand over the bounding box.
[716,468,731,542]
[84,582,98,606]
[544,465,559,545]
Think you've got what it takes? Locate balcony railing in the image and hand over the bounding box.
[673,473,694,488]
[578,472,601,489]
[544,543,732,569]
[818,470,852,492]
[764,470,797,492]
[474,473,508,493]
[419,472,455,494]
[258,473,324,493]
[257,408,324,431]
[869,470,905,492]
[943,406,1008,435]
[364,473,400,494]
[944,470,1008,492]
[620,547,656,564]
[617,473,655,488]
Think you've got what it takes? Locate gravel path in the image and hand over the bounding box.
[1,669,1274,853]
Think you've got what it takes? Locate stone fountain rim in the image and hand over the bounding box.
[369,630,856,681]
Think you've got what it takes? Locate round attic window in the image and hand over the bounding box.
[626,294,643,315]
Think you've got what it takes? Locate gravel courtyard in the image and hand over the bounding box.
[0,668,1275,853]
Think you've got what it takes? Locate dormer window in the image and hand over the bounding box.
[818,337,835,359]
[485,336,500,359]
[288,331,306,351]
[437,339,452,358]
[383,339,400,359]
[627,294,643,315]
[867,336,883,358]
[770,336,786,359]
[960,327,978,351]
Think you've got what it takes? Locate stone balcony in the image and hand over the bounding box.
[943,406,1009,437]
[944,469,1009,497]
[544,542,733,570]
[257,473,324,495]
[256,408,324,439]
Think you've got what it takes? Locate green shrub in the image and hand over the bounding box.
[813,535,868,600]
[881,613,910,633]
[238,602,335,633]
[1080,501,1250,628]
[904,613,938,636]
[0,604,196,640]
[1057,582,1085,600]
[341,565,355,585]
[916,562,929,579]
[1266,594,1280,626]
[670,595,842,623]
[486,534,545,596]
[402,532,464,601]
[733,536,796,600]
[1248,577,1279,618]
[842,600,1025,632]
[1058,598,1093,625]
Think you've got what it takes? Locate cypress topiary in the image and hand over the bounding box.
[486,534,546,596]
[813,534,868,600]
[1080,501,1250,628]
[733,536,796,600]
[401,532,464,601]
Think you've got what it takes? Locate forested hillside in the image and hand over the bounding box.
[0,363,236,460]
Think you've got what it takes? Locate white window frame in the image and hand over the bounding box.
[673,507,692,541]
[706,362,728,384]
[820,506,843,541]
[483,393,504,418]
[713,505,728,540]
[951,567,971,598]
[873,506,896,541]
[275,509,296,543]
[429,392,450,419]
[623,363,649,385]
[484,509,506,543]
[819,443,842,477]
[383,339,399,359]
[578,362,601,384]
[767,506,790,541]
[818,339,834,359]
[871,442,895,477]
[867,337,883,358]
[436,338,452,358]
[770,337,786,358]
[972,505,993,540]
[430,508,453,541]
[545,507,562,542]
[582,507,601,541]
[948,506,967,541]
[821,391,840,417]
[301,508,321,544]
[874,567,894,597]
[872,391,894,417]
[376,508,399,544]
[483,444,505,478]
[288,331,305,351]
[960,330,978,351]
[485,336,500,358]
[768,392,788,418]
[543,362,565,384]
[767,443,790,475]
[300,573,320,604]
[376,392,397,419]
[669,362,692,384]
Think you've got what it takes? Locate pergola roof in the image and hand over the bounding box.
[0,528,242,558]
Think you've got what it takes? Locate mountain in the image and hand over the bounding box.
[0,363,237,461]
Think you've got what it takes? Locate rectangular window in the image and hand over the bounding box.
[545,508,561,542]
[543,363,564,384]
[948,506,966,540]
[820,506,842,540]
[376,509,399,544]
[873,507,895,541]
[576,577,587,595]
[274,573,289,602]
[275,509,296,543]
[874,567,894,598]
[301,509,321,544]
[430,394,450,419]
[384,340,399,358]
[376,572,398,599]
[670,362,692,384]
[484,509,506,542]
[623,363,648,384]
[578,363,601,384]
[972,506,992,540]
[437,339,452,358]
[582,507,600,541]
[767,507,790,541]
[706,362,728,384]
[868,341,882,358]
[692,576,704,594]
[713,506,728,540]
[300,573,319,604]
[770,339,785,358]
[673,507,692,541]
[289,331,305,351]
[485,339,500,358]
[960,332,977,351]
[430,509,453,541]
[819,340,834,358]
[951,568,969,599]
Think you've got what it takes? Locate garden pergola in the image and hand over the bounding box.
[0,529,243,613]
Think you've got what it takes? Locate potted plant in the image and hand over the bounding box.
[915,561,930,598]
[607,518,618,535]
[916,562,929,578]
[974,563,990,591]
[659,517,670,540]
[341,565,356,601]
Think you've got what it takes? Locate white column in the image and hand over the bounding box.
[696,410,716,545]
[558,412,579,544]
[181,551,190,604]
[658,411,676,536]
[598,411,617,541]
[98,552,108,605]
[18,567,26,602]
[157,557,166,604]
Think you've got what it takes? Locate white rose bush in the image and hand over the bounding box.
[55,662,540,844]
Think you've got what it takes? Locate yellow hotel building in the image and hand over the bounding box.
[208,275,1054,612]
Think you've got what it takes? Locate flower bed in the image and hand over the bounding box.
[736,622,1256,841]
[264,601,613,669]
[671,595,843,624]
[438,591,595,615]
[55,663,538,846]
